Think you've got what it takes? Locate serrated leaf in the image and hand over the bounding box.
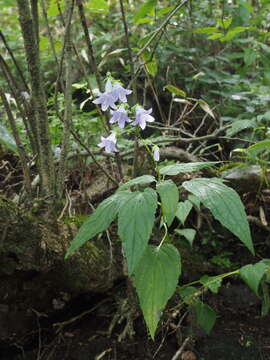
[175,228,196,246]
[65,191,131,257]
[85,0,109,13]
[118,175,156,191]
[164,85,186,98]
[179,286,198,304]
[159,162,218,176]
[0,124,17,153]
[175,200,193,225]
[157,180,179,227]
[118,188,157,274]
[182,178,254,255]
[134,244,181,339]
[240,262,267,296]
[199,275,222,294]
[133,0,157,24]
[197,99,215,119]
[194,301,216,334]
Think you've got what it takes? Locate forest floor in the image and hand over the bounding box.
[1,278,270,360]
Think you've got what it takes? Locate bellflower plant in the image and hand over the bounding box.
[68,75,259,342]
[134,107,155,130]
[98,133,118,153]
[153,146,160,161]
[110,107,130,129]
[112,83,132,103]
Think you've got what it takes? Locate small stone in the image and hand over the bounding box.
[181,350,197,360]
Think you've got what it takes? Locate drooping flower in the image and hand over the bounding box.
[153,146,160,161]
[92,92,117,111]
[98,133,118,153]
[110,107,130,129]
[92,80,132,111]
[112,83,132,103]
[133,107,155,130]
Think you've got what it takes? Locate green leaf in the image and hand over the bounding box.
[156,180,179,227]
[40,36,49,51]
[194,27,218,34]
[175,228,196,246]
[142,51,158,77]
[179,286,198,305]
[163,85,186,98]
[65,191,131,257]
[118,175,156,191]
[207,33,223,40]
[199,275,222,294]
[182,178,254,255]
[188,194,201,209]
[85,0,109,13]
[240,262,267,296]
[247,140,270,155]
[0,124,17,153]
[197,99,215,119]
[47,0,64,16]
[217,18,232,29]
[133,0,157,24]
[175,200,193,225]
[194,301,216,334]
[118,188,157,274]
[134,244,181,339]
[159,162,218,176]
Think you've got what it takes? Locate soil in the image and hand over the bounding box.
[0,279,270,360]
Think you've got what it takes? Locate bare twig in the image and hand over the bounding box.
[136,0,188,59]
[171,336,191,360]
[0,31,29,90]
[0,88,32,198]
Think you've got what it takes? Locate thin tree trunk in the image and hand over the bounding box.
[17,0,55,200]
[56,0,74,198]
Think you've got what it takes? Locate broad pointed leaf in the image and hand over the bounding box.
[118,188,157,274]
[118,175,155,191]
[175,200,193,225]
[134,244,181,339]
[194,301,216,334]
[159,162,218,176]
[240,262,267,296]
[157,180,179,226]
[175,228,196,246]
[66,191,131,257]
[182,178,254,254]
[133,0,157,23]
[199,275,222,294]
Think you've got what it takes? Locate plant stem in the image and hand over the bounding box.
[56,0,74,198]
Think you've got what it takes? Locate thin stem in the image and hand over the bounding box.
[0,31,29,91]
[0,88,32,198]
[76,0,102,90]
[136,0,188,59]
[119,0,136,100]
